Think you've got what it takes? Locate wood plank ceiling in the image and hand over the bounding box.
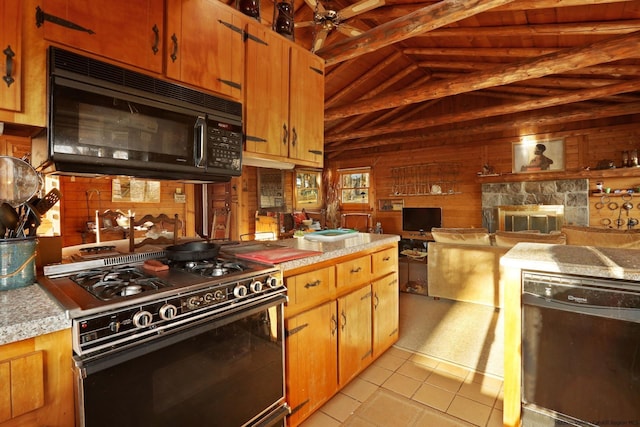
[231,0,640,161]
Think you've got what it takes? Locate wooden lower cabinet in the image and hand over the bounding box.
[285,301,338,427]
[373,272,400,357]
[0,329,74,427]
[338,285,373,386]
[284,243,399,427]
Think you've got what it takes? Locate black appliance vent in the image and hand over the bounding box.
[50,47,242,117]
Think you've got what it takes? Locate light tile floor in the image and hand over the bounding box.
[299,346,504,427]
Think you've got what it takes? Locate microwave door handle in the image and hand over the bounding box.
[194,116,206,168]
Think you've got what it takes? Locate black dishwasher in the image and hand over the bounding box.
[521,271,640,427]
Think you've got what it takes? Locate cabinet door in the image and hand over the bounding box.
[286,301,338,427]
[288,47,324,167]
[40,0,164,73]
[166,0,243,100]
[244,21,290,158]
[0,135,31,158]
[338,285,372,386]
[0,0,21,113]
[373,272,399,357]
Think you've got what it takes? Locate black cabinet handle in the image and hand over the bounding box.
[151,24,159,54]
[304,280,321,289]
[291,127,298,147]
[3,45,15,87]
[170,33,178,62]
[282,123,288,145]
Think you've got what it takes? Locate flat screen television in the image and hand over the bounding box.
[402,207,442,233]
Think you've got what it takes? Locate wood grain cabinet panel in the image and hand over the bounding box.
[372,246,398,278]
[286,265,335,316]
[0,0,22,113]
[0,351,45,422]
[285,301,338,427]
[166,0,244,100]
[0,362,10,423]
[338,285,373,386]
[336,255,372,293]
[373,272,399,357]
[40,0,164,74]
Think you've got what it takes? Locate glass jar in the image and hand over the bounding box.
[237,0,260,20]
[274,2,294,36]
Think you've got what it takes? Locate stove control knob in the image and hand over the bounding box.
[109,320,121,333]
[159,304,178,321]
[233,284,248,298]
[250,280,263,293]
[133,310,153,328]
[266,276,279,288]
[213,289,225,301]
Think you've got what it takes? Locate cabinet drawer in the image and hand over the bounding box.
[372,247,398,278]
[336,255,371,291]
[287,266,335,313]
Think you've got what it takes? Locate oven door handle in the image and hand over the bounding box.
[75,293,287,376]
[522,292,640,323]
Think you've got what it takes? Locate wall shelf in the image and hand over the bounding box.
[391,163,460,196]
[476,167,640,183]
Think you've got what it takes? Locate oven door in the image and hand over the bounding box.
[73,294,288,427]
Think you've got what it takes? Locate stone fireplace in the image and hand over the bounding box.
[481,179,589,232]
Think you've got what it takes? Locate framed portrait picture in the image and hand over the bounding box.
[513,138,564,173]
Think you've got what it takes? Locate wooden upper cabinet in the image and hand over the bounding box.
[289,48,325,167]
[244,20,290,158]
[39,0,164,74]
[0,135,31,158]
[0,0,22,113]
[165,0,244,100]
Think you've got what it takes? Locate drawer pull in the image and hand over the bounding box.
[350,266,362,274]
[341,310,347,331]
[383,256,391,261]
[304,279,321,289]
[170,33,179,62]
[331,315,337,336]
[151,24,160,54]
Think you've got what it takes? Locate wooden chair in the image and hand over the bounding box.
[95,209,127,243]
[129,213,181,252]
[341,213,372,232]
[210,208,231,241]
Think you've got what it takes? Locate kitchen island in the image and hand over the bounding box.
[501,243,640,427]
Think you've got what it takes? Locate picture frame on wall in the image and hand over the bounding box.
[513,138,564,173]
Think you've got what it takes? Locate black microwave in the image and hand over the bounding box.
[33,47,243,182]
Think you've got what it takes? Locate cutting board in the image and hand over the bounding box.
[236,247,322,264]
[304,229,359,242]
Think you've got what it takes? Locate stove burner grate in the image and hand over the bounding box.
[71,266,170,301]
[172,258,247,278]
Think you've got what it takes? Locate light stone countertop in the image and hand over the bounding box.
[501,242,640,281]
[260,233,400,272]
[0,283,70,346]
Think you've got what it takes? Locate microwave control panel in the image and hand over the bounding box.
[207,121,243,173]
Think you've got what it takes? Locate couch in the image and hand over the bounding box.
[426,226,640,308]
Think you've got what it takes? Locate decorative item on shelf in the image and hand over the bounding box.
[273,0,294,40]
[237,0,260,20]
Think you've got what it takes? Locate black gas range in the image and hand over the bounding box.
[39,248,284,357]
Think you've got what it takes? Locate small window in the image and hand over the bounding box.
[339,168,371,207]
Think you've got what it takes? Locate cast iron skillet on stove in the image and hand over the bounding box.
[164,241,221,261]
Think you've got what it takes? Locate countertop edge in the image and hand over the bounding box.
[0,284,71,346]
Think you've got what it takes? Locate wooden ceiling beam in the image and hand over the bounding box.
[324,79,640,143]
[414,20,640,38]
[325,52,408,108]
[361,0,634,20]
[317,0,519,65]
[324,30,640,120]
[325,101,640,154]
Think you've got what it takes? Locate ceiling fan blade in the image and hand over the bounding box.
[336,24,364,37]
[294,20,316,29]
[312,28,330,53]
[303,0,325,13]
[338,0,385,20]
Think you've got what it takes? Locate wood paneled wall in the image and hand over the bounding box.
[327,119,640,235]
[59,176,194,247]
